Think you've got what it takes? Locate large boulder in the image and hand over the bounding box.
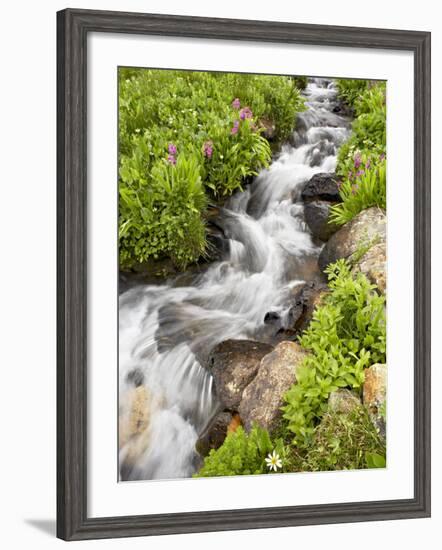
[304,200,340,242]
[239,341,308,432]
[318,207,386,271]
[352,241,386,294]
[208,340,273,409]
[301,172,342,203]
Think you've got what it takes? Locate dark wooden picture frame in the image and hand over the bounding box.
[57,8,431,541]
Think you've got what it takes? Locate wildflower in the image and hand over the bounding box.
[168,143,177,155]
[379,152,386,161]
[347,170,353,180]
[231,120,240,135]
[167,154,176,165]
[239,106,253,120]
[265,450,282,472]
[202,140,213,158]
[354,152,362,169]
[355,169,365,178]
[365,157,371,169]
[232,97,241,109]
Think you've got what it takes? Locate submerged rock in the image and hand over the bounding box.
[239,341,308,433]
[208,340,273,409]
[301,172,342,203]
[318,207,386,271]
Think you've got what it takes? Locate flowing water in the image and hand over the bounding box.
[118,78,351,481]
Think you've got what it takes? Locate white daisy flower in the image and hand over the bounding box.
[265,450,283,472]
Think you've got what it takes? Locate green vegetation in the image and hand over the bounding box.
[282,260,386,447]
[194,425,287,477]
[290,407,386,472]
[329,157,386,226]
[330,80,387,226]
[196,261,386,477]
[119,68,305,269]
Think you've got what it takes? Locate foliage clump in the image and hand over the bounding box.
[330,80,386,226]
[282,260,386,447]
[119,68,305,269]
[194,425,286,477]
[290,407,386,471]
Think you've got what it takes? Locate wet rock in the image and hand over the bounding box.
[119,386,152,479]
[304,200,340,242]
[239,341,308,433]
[363,363,387,436]
[318,207,386,271]
[287,282,329,334]
[208,340,274,409]
[264,311,282,326]
[352,241,386,294]
[301,172,342,203]
[195,411,232,457]
[206,225,230,261]
[328,389,361,414]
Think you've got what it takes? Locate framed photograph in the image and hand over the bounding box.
[57,8,431,541]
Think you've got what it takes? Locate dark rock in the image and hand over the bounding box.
[301,172,342,203]
[206,226,229,261]
[318,207,386,271]
[195,411,232,457]
[304,200,340,242]
[208,340,274,409]
[286,282,329,334]
[264,311,281,325]
[239,341,308,433]
[126,368,145,387]
[259,117,276,140]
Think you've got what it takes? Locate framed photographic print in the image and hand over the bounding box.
[57,8,431,541]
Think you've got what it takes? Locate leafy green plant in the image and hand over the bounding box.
[282,260,386,447]
[329,157,386,226]
[118,68,305,269]
[336,79,369,108]
[290,407,386,472]
[336,82,386,178]
[195,425,288,477]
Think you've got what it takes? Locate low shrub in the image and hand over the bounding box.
[329,154,386,226]
[336,78,369,109]
[195,425,288,477]
[282,259,386,447]
[290,407,386,472]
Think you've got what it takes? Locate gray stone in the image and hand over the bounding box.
[318,207,386,271]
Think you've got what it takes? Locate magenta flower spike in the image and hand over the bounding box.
[167,154,176,165]
[203,140,213,158]
[168,143,177,155]
[232,98,241,109]
[231,120,239,135]
[354,153,362,169]
[239,107,253,120]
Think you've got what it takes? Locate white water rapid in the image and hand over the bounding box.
[118,78,351,481]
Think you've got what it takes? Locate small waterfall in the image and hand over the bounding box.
[118,78,351,481]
